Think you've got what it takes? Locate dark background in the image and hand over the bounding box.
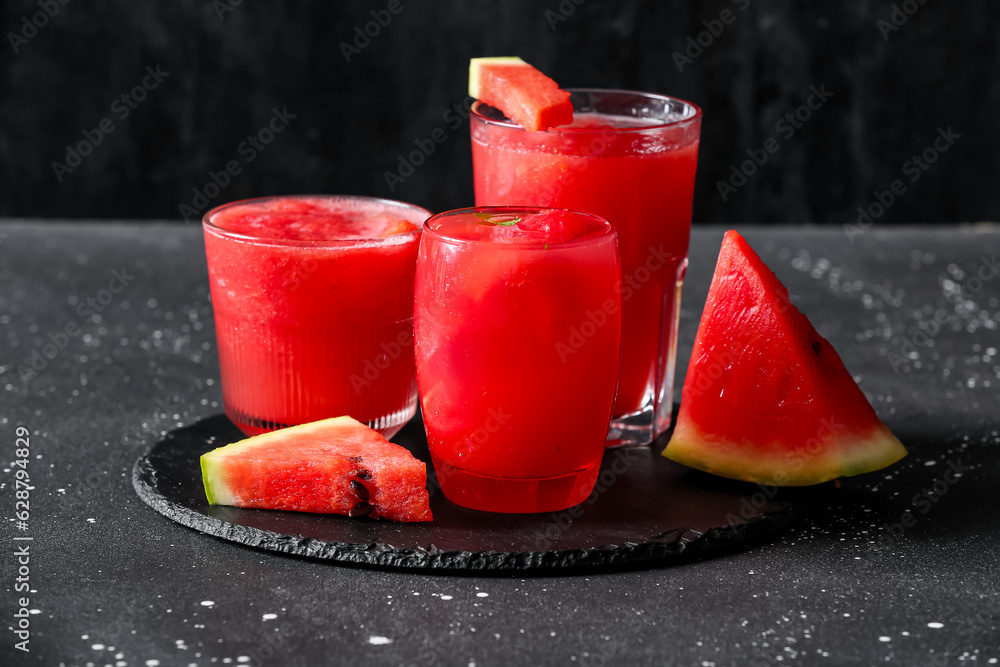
[1,0,996,224]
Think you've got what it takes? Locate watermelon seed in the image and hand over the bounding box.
[812,341,822,355]
[349,502,373,518]
[351,480,371,501]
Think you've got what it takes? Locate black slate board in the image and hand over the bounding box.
[132,413,795,573]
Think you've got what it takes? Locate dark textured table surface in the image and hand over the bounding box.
[1,221,998,666]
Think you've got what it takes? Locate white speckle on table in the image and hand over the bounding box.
[476,592,488,598]
[92,644,105,650]
[440,595,453,601]
[87,518,95,523]
[200,600,215,607]
[146,661,160,666]
[368,636,393,645]
[927,622,944,629]
[262,613,277,621]
[878,636,891,642]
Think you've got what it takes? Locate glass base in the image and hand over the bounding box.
[432,460,602,513]
[225,402,417,439]
[367,403,418,440]
[607,259,687,448]
[606,406,673,448]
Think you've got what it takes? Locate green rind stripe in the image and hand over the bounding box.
[200,454,215,505]
[200,454,222,505]
[663,427,908,487]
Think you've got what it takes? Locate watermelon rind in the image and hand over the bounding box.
[200,455,219,505]
[469,56,527,99]
[665,421,907,487]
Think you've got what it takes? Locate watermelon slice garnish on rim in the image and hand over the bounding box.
[469,56,573,132]
[201,416,432,522]
[663,231,907,486]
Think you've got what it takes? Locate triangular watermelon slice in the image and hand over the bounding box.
[469,56,573,132]
[201,416,432,522]
[664,231,907,486]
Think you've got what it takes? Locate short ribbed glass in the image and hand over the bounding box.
[203,195,431,437]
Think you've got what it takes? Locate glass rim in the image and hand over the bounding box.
[202,194,431,248]
[422,206,617,250]
[470,88,702,134]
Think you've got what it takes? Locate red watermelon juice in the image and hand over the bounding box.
[203,195,431,438]
[472,89,701,446]
[414,207,622,513]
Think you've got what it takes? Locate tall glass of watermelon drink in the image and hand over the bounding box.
[471,90,701,446]
[203,195,431,438]
[414,207,622,513]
